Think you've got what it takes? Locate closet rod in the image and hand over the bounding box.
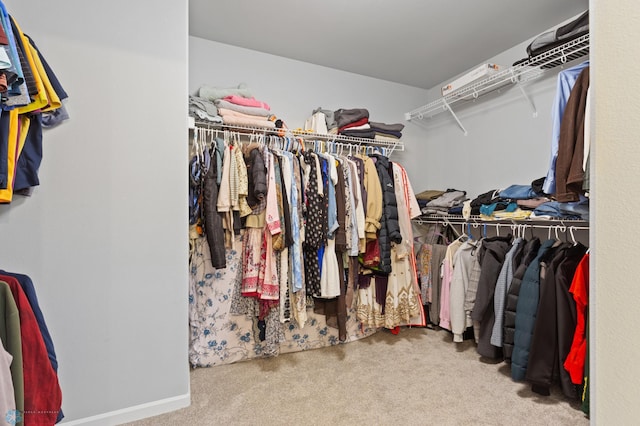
[412,216,589,231]
[192,121,405,155]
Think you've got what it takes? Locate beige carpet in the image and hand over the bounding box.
[124,327,588,426]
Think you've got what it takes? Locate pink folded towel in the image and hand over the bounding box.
[224,95,271,110]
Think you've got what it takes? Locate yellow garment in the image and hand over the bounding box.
[359,155,382,240]
[26,36,61,112]
[0,111,30,203]
[10,18,49,114]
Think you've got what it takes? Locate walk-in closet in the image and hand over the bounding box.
[0,1,637,425]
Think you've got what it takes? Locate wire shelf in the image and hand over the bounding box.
[405,33,590,123]
[191,121,405,155]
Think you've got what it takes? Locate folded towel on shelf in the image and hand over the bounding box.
[369,121,405,133]
[218,107,274,122]
[223,95,271,110]
[199,83,253,101]
[221,115,276,129]
[334,108,369,128]
[214,99,272,117]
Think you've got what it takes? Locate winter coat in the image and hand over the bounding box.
[503,237,540,363]
[243,145,267,211]
[371,154,401,274]
[526,242,587,398]
[202,151,226,269]
[511,239,556,381]
[470,235,512,358]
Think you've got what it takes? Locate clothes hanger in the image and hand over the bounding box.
[569,226,578,246]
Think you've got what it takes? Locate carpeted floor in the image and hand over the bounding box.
[124,327,589,426]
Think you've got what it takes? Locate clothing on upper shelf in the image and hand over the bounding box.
[542,60,589,196]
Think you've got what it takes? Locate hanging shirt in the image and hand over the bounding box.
[542,60,589,195]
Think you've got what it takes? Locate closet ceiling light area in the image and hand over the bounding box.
[189,0,589,89]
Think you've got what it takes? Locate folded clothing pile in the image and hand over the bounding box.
[306,107,405,140]
[191,83,278,129]
[421,189,468,215]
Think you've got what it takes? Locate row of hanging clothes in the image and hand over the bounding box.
[0,270,63,425]
[413,219,590,406]
[188,124,424,366]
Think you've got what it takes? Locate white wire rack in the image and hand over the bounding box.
[404,33,590,134]
[191,121,405,156]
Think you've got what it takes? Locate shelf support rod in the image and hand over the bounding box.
[442,98,468,135]
[518,85,538,118]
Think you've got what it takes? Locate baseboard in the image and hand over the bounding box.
[59,393,190,425]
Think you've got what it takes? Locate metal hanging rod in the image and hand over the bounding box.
[412,215,589,231]
[191,121,405,156]
[404,33,590,125]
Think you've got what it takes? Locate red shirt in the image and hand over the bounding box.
[563,254,589,384]
[2,275,62,425]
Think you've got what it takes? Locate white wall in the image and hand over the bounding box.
[591,1,640,423]
[404,38,583,199]
[0,1,190,424]
[189,36,430,185]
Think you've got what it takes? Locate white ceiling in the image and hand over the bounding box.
[189,0,588,90]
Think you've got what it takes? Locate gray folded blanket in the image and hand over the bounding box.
[189,95,218,117]
[199,83,253,101]
[334,108,369,128]
[369,121,405,132]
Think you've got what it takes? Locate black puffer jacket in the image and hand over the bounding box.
[371,154,401,274]
[503,237,540,362]
[243,145,267,211]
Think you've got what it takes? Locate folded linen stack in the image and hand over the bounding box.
[369,121,405,140]
[193,83,278,129]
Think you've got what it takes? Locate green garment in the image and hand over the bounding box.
[0,281,24,426]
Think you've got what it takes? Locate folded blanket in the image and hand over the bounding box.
[340,128,375,139]
[189,95,218,117]
[369,121,405,132]
[224,95,271,110]
[218,107,274,122]
[222,115,276,129]
[426,190,467,209]
[189,106,223,123]
[334,108,369,128]
[373,130,402,139]
[214,99,272,117]
[338,117,369,133]
[342,123,370,131]
[198,83,252,101]
[374,133,399,141]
